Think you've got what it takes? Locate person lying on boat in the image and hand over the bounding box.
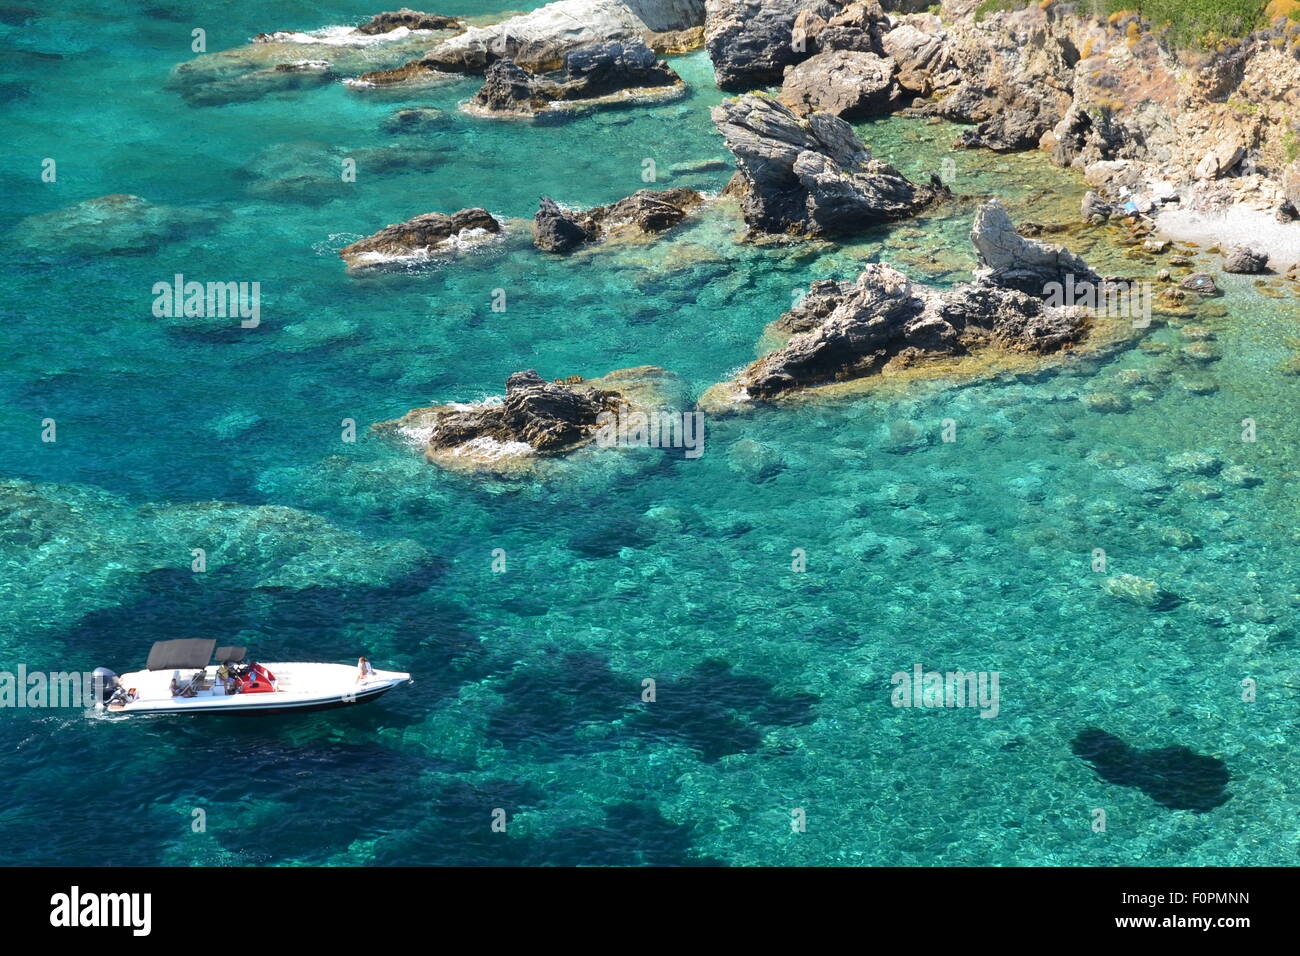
[356,656,375,682]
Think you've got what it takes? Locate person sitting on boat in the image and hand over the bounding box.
[169,671,182,696]
[356,656,375,682]
[216,662,232,693]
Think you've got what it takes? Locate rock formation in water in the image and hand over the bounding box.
[710,93,946,237]
[970,199,1100,295]
[718,262,1089,401]
[339,208,501,272]
[363,0,705,84]
[532,188,703,252]
[377,366,687,471]
[702,200,1104,406]
[467,41,684,118]
[169,11,464,105]
[1071,728,1231,812]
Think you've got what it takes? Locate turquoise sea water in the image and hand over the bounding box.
[3,1,1300,865]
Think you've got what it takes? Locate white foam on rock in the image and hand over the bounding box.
[1156,207,1300,270]
[255,26,429,47]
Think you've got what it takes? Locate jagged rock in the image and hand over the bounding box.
[420,0,661,74]
[1178,272,1219,295]
[532,188,703,252]
[970,199,1098,296]
[805,1,889,54]
[704,0,843,91]
[1277,199,1298,223]
[467,41,682,117]
[881,18,951,96]
[779,50,900,119]
[931,4,1075,154]
[357,9,462,33]
[1222,246,1269,274]
[1081,191,1113,223]
[721,262,1088,399]
[534,198,594,252]
[339,208,500,271]
[710,93,943,237]
[377,365,685,470]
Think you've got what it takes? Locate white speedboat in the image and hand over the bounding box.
[94,639,411,716]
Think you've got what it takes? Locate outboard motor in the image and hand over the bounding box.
[91,667,118,703]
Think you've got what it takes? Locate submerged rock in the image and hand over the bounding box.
[1101,573,1180,610]
[532,188,702,252]
[339,207,501,272]
[466,41,683,118]
[16,194,221,256]
[380,105,451,133]
[711,93,945,237]
[1071,728,1230,812]
[970,199,1099,296]
[168,15,461,105]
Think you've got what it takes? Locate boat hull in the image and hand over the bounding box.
[101,663,411,717]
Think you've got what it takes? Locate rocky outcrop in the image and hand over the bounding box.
[711,261,1089,401]
[377,366,687,471]
[1222,246,1269,274]
[169,14,462,105]
[711,93,945,237]
[940,5,1077,153]
[881,16,953,96]
[356,8,461,33]
[705,0,844,91]
[339,208,501,272]
[533,188,703,252]
[779,50,900,119]
[428,0,668,73]
[970,199,1100,295]
[467,41,683,118]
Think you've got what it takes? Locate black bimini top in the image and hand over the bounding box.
[146,638,217,671]
[214,646,246,664]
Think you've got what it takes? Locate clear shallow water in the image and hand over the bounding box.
[3,1,1300,866]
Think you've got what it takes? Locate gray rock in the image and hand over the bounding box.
[531,187,703,252]
[1178,272,1219,295]
[779,50,900,119]
[1080,191,1113,222]
[533,198,594,252]
[468,42,681,116]
[704,0,843,91]
[970,199,1099,296]
[1222,245,1269,274]
[710,93,943,236]
[357,8,462,33]
[732,262,1087,398]
[338,208,500,269]
[881,19,950,95]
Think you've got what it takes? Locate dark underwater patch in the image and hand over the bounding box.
[634,658,818,762]
[1071,727,1231,812]
[486,650,639,751]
